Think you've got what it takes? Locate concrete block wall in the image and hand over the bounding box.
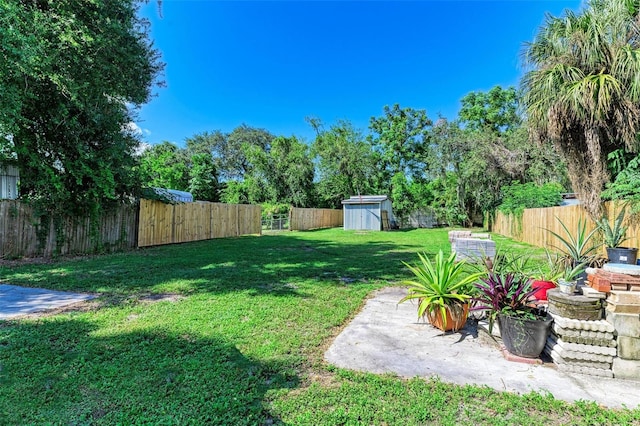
[452,238,496,262]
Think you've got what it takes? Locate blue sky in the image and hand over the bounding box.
[135,0,583,146]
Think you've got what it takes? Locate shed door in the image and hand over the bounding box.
[345,204,381,230]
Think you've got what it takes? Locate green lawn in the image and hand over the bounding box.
[0,228,638,425]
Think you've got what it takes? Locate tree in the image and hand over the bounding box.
[368,104,432,182]
[186,125,274,182]
[310,119,375,208]
[188,153,219,202]
[137,142,189,191]
[368,105,432,221]
[426,112,568,225]
[1,0,163,216]
[521,0,640,219]
[244,136,315,207]
[459,86,521,134]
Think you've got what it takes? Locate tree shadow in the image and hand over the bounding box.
[0,230,440,300]
[0,317,294,424]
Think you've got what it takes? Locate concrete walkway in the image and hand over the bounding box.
[0,284,95,319]
[325,287,640,409]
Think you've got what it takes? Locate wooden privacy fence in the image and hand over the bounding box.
[491,201,640,251]
[289,207,343,231]
[138,199,261,247]
[0,200,138,258]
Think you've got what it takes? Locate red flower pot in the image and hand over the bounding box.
[532,280,556,301]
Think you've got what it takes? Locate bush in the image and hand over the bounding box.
[261,202,290,218]
[498,182,563,215]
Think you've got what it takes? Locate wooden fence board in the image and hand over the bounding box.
[289,207,343,231]
[491,202,637,252]
[138,200,261,247]
[0,200,138,258]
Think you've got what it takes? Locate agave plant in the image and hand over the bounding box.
[534,249,564,282]
[472,272,539,330]
[546,217,601,268]
[399,250,484,330]
[469,248,535,276]
[560,261,588,283]
[595,207,629,248]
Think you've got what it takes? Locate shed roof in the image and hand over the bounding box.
[341,195,389,205]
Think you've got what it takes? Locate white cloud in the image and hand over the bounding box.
[134,142,152,156]
[124,122,152,137]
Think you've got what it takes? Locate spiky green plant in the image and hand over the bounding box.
[595,207,629,248]
[546,217,600,268]
[535,249,564,283]
[399,250,484,329]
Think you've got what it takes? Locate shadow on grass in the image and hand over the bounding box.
[0,317,295,424]
[0,229,445,299]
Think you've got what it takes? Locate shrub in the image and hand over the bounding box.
[498,182,563,215]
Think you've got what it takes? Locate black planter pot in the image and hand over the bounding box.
[606,247,638,265]
[497,314,552,358]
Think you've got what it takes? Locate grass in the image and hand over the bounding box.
[0,228,638,425]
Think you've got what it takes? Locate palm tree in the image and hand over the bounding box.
[521,0,640,219]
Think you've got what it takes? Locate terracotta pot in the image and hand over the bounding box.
[426,303,469,332]
[532,280,556,301]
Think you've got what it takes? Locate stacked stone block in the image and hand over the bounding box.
[545,316,616,378]
[545,315,616,377]
[544,289,617,377]
[606,291,640,380]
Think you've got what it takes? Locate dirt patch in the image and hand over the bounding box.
[138,293,184,303]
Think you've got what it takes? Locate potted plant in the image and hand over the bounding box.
[473,272,552,358]
[596,207,637,264]
[531,249,563,301]
[546,217,604,285]
[398,250,483,332]
[557,262,587,294]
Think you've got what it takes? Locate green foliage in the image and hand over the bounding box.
[137,142,189,191]
[497,182,563,216]
[547,218,601,267]
[486,249,536,277]
[310,119,375,209]
[244,136,315,207]
[399,251,483,328]
[426,113,566,225]
[188,153,219,202]
[368,105,432,219]
[261,202,290,217]
[561,261,588,283]
[595,207,629,248]
[535,249,564,282]
[219,180,250,204]
[522,0,640,219]
[459,86,521,134]
[185,125,274,181]
[602,154,640,215]
[427,173,468,226]
[2,0,163,217]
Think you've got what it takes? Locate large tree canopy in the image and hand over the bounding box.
[1,0,163,214]
[310,119,375,209]
[521,0,640,219]
[459,86,520,134]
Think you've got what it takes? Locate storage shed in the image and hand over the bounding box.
[341,195,394,231]
[0,164,19,200]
